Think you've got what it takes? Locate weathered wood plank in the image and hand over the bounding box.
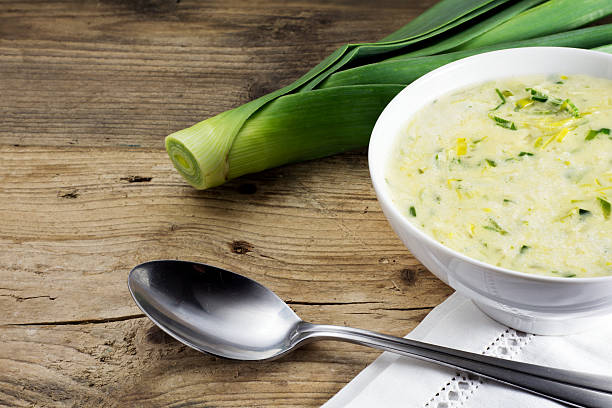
[1,308,432,407]
[0,0,436,148]
[0,144,451,406]
[0,145,451,326]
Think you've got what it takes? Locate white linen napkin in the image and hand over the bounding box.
[323,293,612,408]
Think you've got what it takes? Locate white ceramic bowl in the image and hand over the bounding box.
[369,47,612,335]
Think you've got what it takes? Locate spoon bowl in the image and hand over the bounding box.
[128,260,612,407]
[128,260,301,360]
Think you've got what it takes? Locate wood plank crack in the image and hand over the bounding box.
[376,306,435,312]
[3,313,145,327]
[286,300,382,306]
[0,294,56,302]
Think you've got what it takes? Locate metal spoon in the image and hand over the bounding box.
[128,260,612,408]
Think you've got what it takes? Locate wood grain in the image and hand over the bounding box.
[1,309,435,407]
[0,147,452,406]
[0,0,436,148]
[0,146,450,325]
[0,0,453,406]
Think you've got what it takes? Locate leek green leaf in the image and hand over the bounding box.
[456,0,612,50]
[320,24,612,88]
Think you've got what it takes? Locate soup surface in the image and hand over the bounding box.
[387,74,611,277]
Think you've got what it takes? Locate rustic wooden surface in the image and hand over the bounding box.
[0,1,454,406]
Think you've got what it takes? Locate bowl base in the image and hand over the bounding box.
[473,301,612,335]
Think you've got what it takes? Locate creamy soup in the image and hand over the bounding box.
[387,74,612,277]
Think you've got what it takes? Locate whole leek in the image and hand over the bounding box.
[166,0,612,190]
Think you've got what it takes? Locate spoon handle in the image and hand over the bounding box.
[297,323,612,408]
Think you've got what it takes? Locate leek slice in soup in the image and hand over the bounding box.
[387,74,612,278]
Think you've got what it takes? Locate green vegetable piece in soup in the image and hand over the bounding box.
[490,114,517,130]
[492,88,506,111]
[585,128,610,141]
[526,87,549,102]
[598,198,611,219]
[483,219,508,235]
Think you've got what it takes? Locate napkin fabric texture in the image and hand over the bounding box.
[323,293,612,408]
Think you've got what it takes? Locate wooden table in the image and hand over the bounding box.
[0,1,453,406]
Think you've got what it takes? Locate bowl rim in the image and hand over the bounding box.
[369,46,612,283]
